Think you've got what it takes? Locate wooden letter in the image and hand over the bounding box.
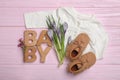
[37,30,52,47]
[37,46,51,63]
[24,30,37,46]
[24,46,37,62]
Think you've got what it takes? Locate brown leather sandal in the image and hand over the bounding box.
[66,33,90,60]
[68,52,96,74]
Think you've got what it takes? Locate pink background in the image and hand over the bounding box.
[0,0,120,80]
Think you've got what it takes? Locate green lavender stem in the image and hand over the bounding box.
[46,15,67,66]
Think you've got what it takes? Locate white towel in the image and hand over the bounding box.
[24,7,108,60]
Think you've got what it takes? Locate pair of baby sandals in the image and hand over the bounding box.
[66,33,96,74]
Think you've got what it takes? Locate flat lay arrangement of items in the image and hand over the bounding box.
[18,7,108,74]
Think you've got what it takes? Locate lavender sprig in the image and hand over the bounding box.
[47,29,53,40]
[18,38,26,53]
[46,15,68,66]
[63,22,68,33]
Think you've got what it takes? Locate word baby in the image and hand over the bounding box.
[24,30,52,63]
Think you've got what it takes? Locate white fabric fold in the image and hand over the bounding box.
[24,7,108,60]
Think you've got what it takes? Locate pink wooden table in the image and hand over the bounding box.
[0,0,120,80]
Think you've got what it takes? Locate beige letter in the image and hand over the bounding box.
[37,30,52,47]
[24,46,37,62]
[24,30,37,46]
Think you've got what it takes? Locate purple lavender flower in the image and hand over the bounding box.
[19,38,23,43]
[51,22,57,33]
[63,22,68,33]
[56,27,61,39]
[18,38,24,47]
[67,36,72,44]
[18,43,22,47]
[52,22,56,28]
[46,15,69,66]
[47,29,53,40]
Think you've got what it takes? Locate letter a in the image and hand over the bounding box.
[37,30,52,63]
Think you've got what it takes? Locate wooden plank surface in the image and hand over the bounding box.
[0,65,120,80]
[0,0,120,8]
[0,8,120,26]
[0,0,120,80]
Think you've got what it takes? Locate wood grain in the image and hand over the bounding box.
[0,65,120,80]
[0,8,120,26]
[0,0,120,80]
[0,0,120,8]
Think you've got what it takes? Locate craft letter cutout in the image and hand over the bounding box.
[24,30,37,46]
[24,46,37,62]
[37,30,52,46]
[37,30,52,63]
